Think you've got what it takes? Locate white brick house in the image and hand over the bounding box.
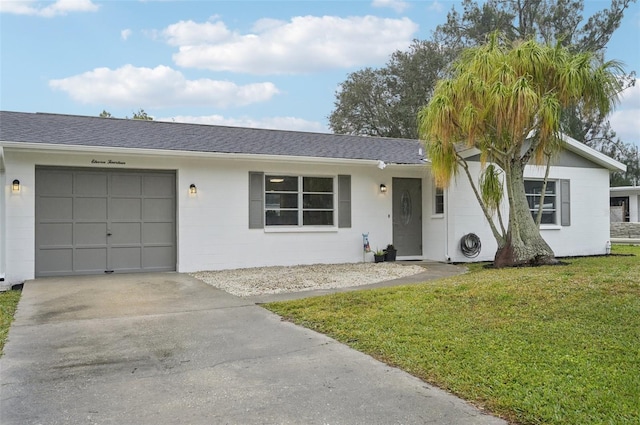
[0,111,625,284]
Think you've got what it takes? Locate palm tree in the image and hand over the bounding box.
[418,33,622,267]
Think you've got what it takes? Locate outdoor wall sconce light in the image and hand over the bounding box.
[189,184,197,194]
[12,179,20,193]
[380,184,387,193]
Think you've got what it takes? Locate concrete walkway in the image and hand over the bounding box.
[1,271,504,425]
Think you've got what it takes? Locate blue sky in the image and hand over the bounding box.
[1,0,639,145]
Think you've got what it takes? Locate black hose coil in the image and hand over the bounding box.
[460,233,481,258]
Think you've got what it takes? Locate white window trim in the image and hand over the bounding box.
[264,174,337,228]
[525,179,558,226]
[264,227,339,233]
[432,184,445,217]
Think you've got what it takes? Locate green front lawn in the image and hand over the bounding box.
[0,289,21,355]
[265,246,640,425]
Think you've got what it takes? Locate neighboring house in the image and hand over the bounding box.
[610,186,640,222]
[609,186,640,242]
[0,111,626,285]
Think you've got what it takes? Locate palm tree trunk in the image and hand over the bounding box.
[494,160,558,267]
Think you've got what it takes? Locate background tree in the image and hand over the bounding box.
[434,0,635,52]
[418,35,622,267]
[98,108,154,121]
[329,40,452,139]
[130,108,153,121]
[603,140,640,186]
[329,0,637,181]
[435,0,637,181]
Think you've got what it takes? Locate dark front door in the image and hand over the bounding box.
[392,178,422,256]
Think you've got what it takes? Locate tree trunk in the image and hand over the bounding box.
[494,160,558,267]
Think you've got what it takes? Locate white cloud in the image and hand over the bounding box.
[251,18,286,33]
[121,28,132,41]
[618,79,640,108]
[49,65,279,108]
[428,1,444,13]
[162,19,231,46]
[168,15,418,75]
[371,0,410,13]
[159,114,327,133]
[0,0,99,17]
[610,80,640,144]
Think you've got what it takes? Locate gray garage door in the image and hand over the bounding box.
[35,168,176,277]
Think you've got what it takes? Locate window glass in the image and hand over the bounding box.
[266,176,298,192]
[303,211,334,226]
[525,180,557,224]
[303,194,333,209]
[266,193,298,209]
[303,177,333,192]
[434,187,444,214]
[265,175,334,227]
[266,210,298,226]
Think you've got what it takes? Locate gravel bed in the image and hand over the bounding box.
[191,262,426,297]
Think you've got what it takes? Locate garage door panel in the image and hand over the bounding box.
[37,171,73,196]
[37,197,73,220]
[75,223,107,245]
[75,248,108,272]
[143,246,175,269]
[110,198,141,220]
[143,223,173,244]
[112,174,142,196]
[111,247,142,270]
[76,173,108,195]
[38,223,73,246]
[144,175,175,196]
[38,249,73,274]
[144,198,174,221]
[75,197,108,220]
[36,168,175,277]
[110,223,142,244]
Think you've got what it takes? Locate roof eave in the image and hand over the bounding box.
[560,133,627,172]
[451,135,627,172]
[0,141,428,167]
[610,186,640,193]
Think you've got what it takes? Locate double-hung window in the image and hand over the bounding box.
[265,175,334,226]
[525,180,557,225]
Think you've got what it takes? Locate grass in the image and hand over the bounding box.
[0,289,21,355]
[265,245,640,425]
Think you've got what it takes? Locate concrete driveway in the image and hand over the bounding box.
[1,273,505,425]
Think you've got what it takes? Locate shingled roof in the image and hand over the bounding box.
[0,111,426,165]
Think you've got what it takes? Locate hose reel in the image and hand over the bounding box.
[460,233,481,258]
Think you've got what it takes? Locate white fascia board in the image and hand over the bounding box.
[560,133,626,172]
[451,134,626,172]
[456,146,481,159]
[0,141,428,168]
[610,186,640,193]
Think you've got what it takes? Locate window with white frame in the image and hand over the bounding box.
[434,186,444,215]
[265,175,334,226]
[525,180,557,224]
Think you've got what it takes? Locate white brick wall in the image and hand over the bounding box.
[1,148,435,284]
